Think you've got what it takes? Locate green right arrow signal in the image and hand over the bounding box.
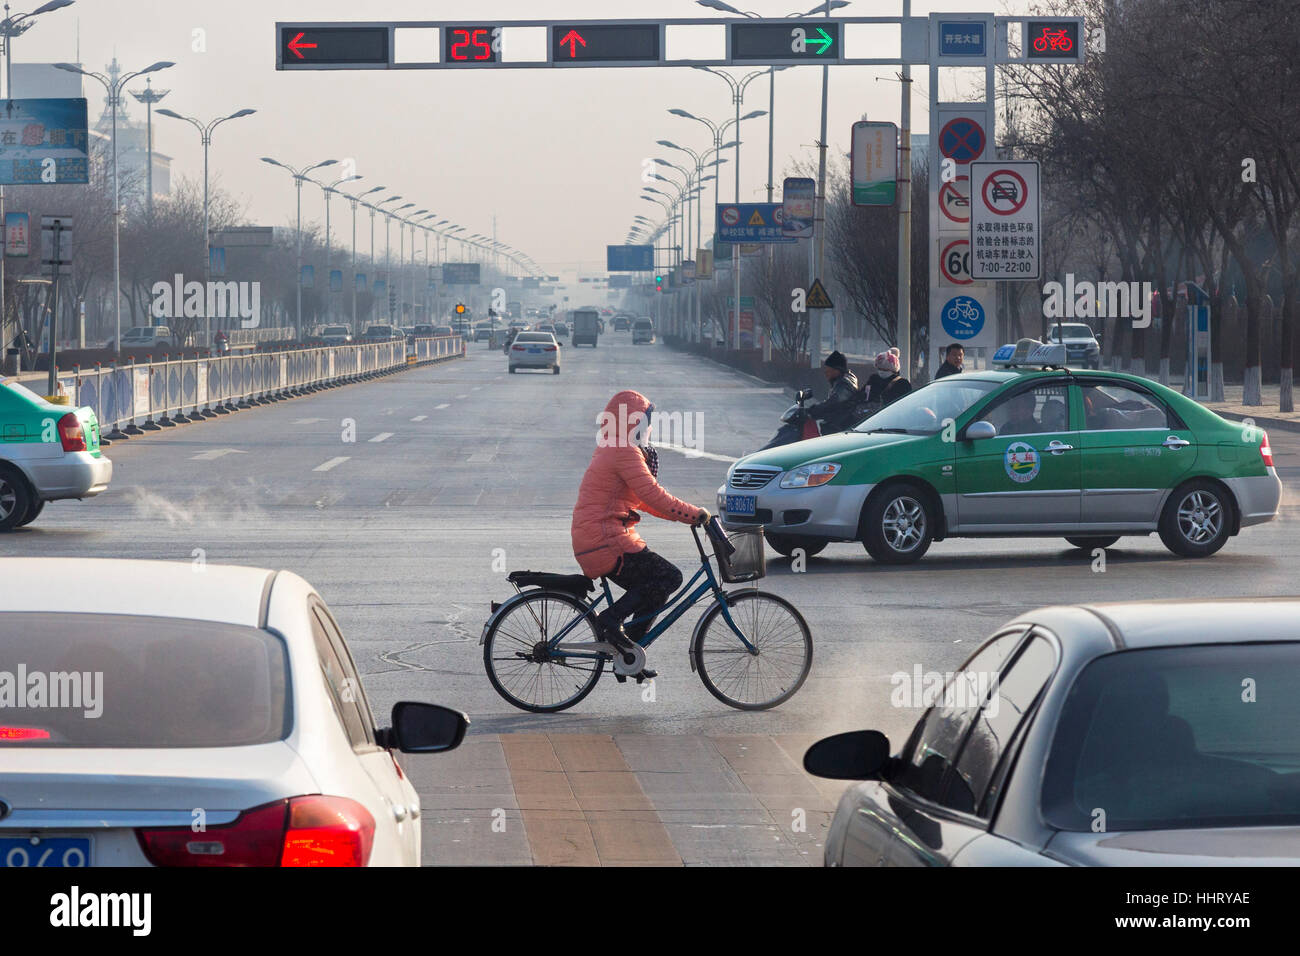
[809,27,834,55]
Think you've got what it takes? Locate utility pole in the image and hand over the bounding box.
[896,0,912,379]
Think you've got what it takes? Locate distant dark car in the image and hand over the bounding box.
[553,321,569,335]
[412,324,437,337]
[613,315,632,331]
[433,325,454,337]
[363,325,401,341]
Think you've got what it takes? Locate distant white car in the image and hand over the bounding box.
[320,325,353,345]
[508,331,561,374]
[119,326,174,351]
[0,558,468,867]
[632,318,655,344]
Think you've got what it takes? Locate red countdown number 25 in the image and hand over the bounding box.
[450,28,498,61]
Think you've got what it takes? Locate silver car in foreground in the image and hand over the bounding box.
[508,331,561,374]
[0,558,468,867]
[806,599,1300,866]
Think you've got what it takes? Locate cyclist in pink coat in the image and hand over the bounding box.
[571,390,709,676]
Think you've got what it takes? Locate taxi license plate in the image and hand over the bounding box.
[528,347,541,353]
[725,494,756,516]
[0,836,91,867]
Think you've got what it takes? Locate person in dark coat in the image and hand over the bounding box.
[935,343,964,379]
[865,347,912,408]
[807,350,861,433]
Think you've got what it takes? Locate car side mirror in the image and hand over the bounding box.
[379,702,469,754]
[803,730,891,780]
[965,420,997,441]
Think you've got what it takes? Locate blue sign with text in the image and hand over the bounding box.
[607,244,654,271]
[939,21,986,57]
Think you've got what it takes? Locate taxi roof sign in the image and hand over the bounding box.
[992,339,1067,368]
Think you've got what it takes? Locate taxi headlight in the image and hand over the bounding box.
[780,462,840,489]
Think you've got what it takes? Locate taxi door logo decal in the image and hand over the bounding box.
[1004,442,1040,483]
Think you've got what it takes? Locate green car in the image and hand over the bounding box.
[718,349,1280,563]
[0,377,112,531]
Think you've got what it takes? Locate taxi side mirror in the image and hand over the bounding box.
[965,420,997,441]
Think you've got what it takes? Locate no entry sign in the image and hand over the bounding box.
[970,160,1040,280]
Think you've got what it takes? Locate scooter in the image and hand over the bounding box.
[760,388,822,449]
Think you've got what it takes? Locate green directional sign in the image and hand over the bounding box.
[729,21,843,63]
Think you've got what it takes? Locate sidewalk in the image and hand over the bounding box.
[1198,385,1300,433]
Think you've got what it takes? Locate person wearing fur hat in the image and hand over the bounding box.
[807,350,862,433]
[865,347,912,409]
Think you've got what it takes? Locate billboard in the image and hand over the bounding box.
[0,98,89,185]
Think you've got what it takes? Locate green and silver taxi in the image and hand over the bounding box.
[0,377,112,530]
[718,343,1281,563]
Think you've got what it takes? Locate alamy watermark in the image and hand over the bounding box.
[151,275,261,328]
[890,665,1000,716]
[1042,273,1154,329]
[0,665,103,719]
[596,404,704,453]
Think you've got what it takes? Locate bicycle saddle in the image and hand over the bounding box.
[507,571,594,597]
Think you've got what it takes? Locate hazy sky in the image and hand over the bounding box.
[15,0,1033,275]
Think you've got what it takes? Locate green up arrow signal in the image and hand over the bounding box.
[809,27,833,55]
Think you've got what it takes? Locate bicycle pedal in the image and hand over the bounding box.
[614,673,627,684]
[634,669,657,684]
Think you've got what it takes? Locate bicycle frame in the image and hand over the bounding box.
[542,525,757,661]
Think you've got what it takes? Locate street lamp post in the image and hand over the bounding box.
[157,107,255,347]
[352,186,384,331]
[312,173,362,324]
[56,58,174,356]
[260,156,337,340]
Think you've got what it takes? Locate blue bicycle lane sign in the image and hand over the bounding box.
[941,295,985,340]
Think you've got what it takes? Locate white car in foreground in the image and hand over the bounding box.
[508,331,562,374]
[0,558,468,867]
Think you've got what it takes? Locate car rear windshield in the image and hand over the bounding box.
[322,327,349,335]
[515,333,553,343]
[0,613,291,748]
[1042,644,1300,831]
[853,378,1001,435]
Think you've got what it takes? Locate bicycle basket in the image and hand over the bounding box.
[716,526,766,583]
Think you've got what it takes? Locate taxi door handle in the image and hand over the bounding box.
[1163,437,1191,449]
[1047,440,1074,455]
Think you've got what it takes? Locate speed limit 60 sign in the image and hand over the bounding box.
[970,160,1040,280]
[940,239,972,286]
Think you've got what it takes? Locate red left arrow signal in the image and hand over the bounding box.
[287,32,317,59]
[559,29,586,57]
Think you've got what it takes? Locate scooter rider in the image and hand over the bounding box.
[806,350,861,434]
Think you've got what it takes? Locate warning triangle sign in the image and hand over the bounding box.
[807,278,834,309]
[747,209,766,226]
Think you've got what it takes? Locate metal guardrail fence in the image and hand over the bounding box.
[54,335,464,440]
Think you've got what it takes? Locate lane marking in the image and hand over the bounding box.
[435,403,451,410]
[291,418,324,425]
[472,386,482,391]
[455,393,469,399]
[189,448,247,461]
[369,432,394,443]
[411,415,428,421]
[467,451,496,463]
[313,456,351,472]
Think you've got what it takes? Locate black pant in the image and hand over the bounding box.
[598,548,683,641]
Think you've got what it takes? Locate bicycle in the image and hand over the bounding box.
[480,519,813,713]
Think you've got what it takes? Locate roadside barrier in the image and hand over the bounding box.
[55,335,465,442]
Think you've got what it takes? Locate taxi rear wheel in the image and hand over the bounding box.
[765,533,827,559]
[0,467,32,532]
[862,483,934,564]
[16,497,45,528]
[1159,480,1232,558]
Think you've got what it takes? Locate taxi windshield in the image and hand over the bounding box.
[853,378,1001,435]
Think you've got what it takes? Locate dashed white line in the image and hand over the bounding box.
[369,432,394,443]
[411,415,428,421]
[435,403,450,410]
[313,456,351,472]
[455,393,469,399]
[291,418,324,425]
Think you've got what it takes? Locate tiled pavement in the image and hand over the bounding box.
[403,733,849,866]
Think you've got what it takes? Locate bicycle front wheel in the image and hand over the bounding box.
[694,590,812,711]
[483,590,605,713]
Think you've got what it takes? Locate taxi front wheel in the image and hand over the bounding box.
[1159,480,1232,558]
[0,467,32,532]
[862,483,934,564]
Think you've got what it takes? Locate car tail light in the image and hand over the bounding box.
[512,345,525,351]
[57,413,86,453]
[1260,430,1274,468]
[544,345,557,352]
[136,796,375,867]
[0,726,51,740]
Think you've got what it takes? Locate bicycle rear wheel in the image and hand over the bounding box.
[693,590,812,711]
[483,590,605,713]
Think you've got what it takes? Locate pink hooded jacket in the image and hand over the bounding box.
[571,390,705,578]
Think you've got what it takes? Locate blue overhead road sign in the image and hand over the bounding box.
[716,203,795,244]
[607,244,654,271]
